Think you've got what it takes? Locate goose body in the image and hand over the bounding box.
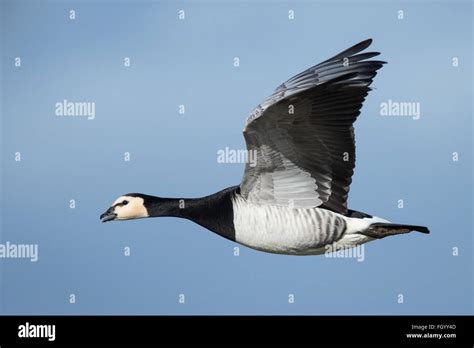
[232,191,379,255]
[101,39,429,255]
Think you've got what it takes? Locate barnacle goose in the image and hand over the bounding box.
[101,39,429,255]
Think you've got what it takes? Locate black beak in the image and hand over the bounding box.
[100,207,117,223]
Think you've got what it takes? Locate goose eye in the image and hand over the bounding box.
[122,200,129,205]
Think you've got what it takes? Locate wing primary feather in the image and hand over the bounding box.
[240,39,385,213]
[319,38,373,65]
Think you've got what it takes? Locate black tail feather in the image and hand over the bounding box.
[378,223,430,234]
[362,223,430,239]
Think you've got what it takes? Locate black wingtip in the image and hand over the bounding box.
[360,38,373,48]
[347,38,373,54]
[321,38,376,64]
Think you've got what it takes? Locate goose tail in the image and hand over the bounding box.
[362,222,430,239]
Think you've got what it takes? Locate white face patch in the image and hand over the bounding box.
[111,196,149,220]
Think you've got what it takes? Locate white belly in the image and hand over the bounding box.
[232,194,350,255]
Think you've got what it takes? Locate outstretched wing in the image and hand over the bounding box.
[240,39,385,214]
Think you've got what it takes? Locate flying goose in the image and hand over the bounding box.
[100,39,429,255]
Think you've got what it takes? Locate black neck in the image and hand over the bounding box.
[142,186,239,241]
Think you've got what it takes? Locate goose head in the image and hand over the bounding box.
[100,194,150,222]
